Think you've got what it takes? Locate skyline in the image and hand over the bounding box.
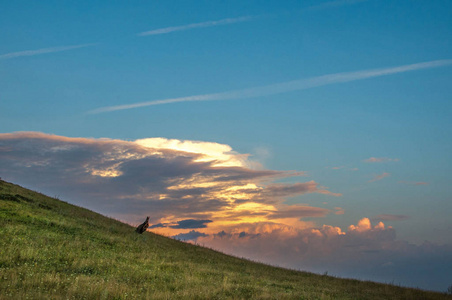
[1,0,451,292]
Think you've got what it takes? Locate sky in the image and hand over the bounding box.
[1,0,451,292]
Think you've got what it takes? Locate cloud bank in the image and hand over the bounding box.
[196,218,452,291]
[87,59,452,114]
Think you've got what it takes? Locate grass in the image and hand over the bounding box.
[0,179,450,299]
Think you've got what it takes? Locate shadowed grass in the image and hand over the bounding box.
[0,179,450,299]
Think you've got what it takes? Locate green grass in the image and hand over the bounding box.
[0,179,450,299]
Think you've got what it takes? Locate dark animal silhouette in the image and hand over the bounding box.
[136,216,149,234]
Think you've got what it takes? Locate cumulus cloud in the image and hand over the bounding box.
[197,218,394,269]
[196,218,452,291]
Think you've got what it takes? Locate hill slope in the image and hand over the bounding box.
[0,180,449,299]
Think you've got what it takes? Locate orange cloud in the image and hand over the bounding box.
[334,207,345,215]
[0,132,339,234]
[196,218,397,265]
[348,217,387,232]
[195,217,452,292]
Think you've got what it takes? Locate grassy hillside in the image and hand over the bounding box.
[0,180,450,299]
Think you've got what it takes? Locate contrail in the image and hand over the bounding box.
[0,43,97,60]
[138,16,255,36]
[137,0,369,37]
[87,59,452,114]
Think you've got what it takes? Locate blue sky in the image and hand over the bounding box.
[1,0,451,292]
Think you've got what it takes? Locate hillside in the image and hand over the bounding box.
[0,179,449,299]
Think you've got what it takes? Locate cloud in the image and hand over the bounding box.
[413,182,428,185]
[170,219,213,229]
[87,59,452,114]
[327,166,358,172]
[398,181,429,186]
[330,166,344,170]
[138,16,254,36]
[172,230,208,241]
[268,205,331,219]
[0,43,96,60]
[371,214,409,222]
[348,217,381,232]
[137,1,371,37]
[149,223,167,229]
[150,219,213,229]
[196,218,452,291]
[364,157,400,163]
[369,172,390,182]
[261,181,342,198]
[334,207,345,215]
[1,132,450,291]
[0,132,338,228]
